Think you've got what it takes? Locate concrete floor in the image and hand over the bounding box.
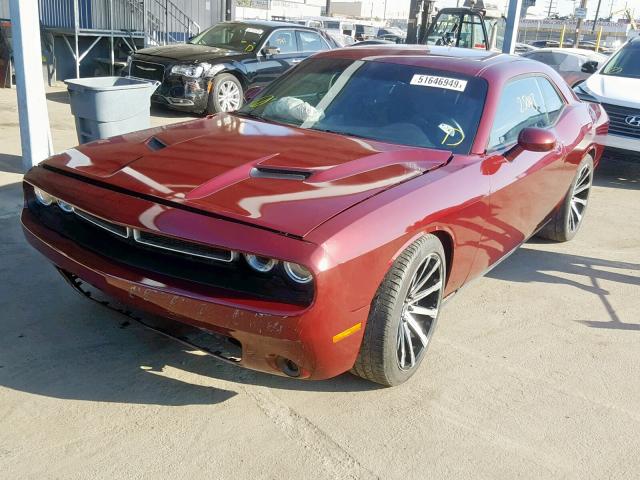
[1,86,639,480]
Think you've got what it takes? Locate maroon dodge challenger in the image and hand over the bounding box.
[22,46,608,386]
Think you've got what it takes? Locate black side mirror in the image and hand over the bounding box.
[263,46,280,56]
[581,60,598,74]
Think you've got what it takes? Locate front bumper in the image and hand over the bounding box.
[22,209,368,380]
[152,76,210,113]
[597,133,640,154]
[20,171,370,380]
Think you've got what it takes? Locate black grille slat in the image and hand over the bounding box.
[601,103,640,139]
[130,61,165,82]
[133,229,235,263]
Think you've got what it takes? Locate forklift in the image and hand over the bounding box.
[408,0,507,52]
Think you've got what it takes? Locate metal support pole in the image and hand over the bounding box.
[592,0,603,33]
[110,0,114,75]
[325,0,331,16]
[407,0,421,44]
[143,0,148,48]
[502,0,522,54]
[8,0,54,171]
[73,0,80,78]
[165,0,169,46]
[574,0,588,46]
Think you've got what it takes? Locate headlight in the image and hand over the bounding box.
[573,84,599,103]
[283,262,313,284]
[34,187,54,206]
[57,199,74,213]
[245,254,277,273]
[171,64,206,77]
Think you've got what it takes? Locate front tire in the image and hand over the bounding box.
[206,73,243,114]
[352,235,446,386]
[538,154,594,242]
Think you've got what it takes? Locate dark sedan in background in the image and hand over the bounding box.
[125,20,338,114]
[521,47,608,87]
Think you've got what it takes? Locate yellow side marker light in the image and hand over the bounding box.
[332,323,362,343]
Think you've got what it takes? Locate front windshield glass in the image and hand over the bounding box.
[238,58,487,154]
[189,23,265,52]
[601,45,640,79]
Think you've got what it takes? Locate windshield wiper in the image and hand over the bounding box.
[312,127,372,141]
[232,111,263,120]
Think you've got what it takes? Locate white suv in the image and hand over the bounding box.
[574,37,640,157]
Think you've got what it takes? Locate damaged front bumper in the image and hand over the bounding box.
[152,75,211,113]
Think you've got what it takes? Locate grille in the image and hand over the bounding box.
[601,103,640,140]
[130,60,165,82]
[132,229,236,263]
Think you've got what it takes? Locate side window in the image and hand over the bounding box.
[268,30,297,54]
[297,30,329,52]
[488,77,547,150]
[536,77,565,123]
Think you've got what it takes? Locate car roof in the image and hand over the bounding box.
[224,20,314,30]
[627,37,640,47]
[530,47,600,56]
[313,44,526,78]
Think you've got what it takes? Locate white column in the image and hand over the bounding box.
[9,0,54,171]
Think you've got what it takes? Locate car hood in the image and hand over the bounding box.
[135,44,240,62]
[44,115,450,237]
[583,73,640,108]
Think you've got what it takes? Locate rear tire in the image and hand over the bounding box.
[205,73,243,114]
[352,235,446,387]
[537,154,594,242]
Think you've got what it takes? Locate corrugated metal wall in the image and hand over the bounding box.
[172,0,225,31]
[0,1,226,29]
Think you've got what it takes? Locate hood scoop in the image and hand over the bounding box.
[146,137,167,151]
[250,167,312,181]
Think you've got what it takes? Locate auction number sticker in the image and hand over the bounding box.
[410,74,468,92]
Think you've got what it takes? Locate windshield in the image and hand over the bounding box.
[238,58,487,154]
[189,24,265,52]
[601,45,640,79]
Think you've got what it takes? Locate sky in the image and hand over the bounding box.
[364,0,639,19]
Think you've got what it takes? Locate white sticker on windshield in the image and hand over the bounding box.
[410,74,468,92]
[439,123,456,136]
[245,28,264,35]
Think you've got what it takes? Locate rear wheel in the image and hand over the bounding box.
[352,235,445,386]
[538,154,594,242]
[206,73,243,114]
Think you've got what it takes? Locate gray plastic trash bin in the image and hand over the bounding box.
[64,76,160,144]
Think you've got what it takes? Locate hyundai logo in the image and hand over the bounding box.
[625,115,640,128]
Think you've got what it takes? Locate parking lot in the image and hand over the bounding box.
[1,86,639,479]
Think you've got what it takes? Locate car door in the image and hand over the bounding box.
[250,28,300,86]
[471,76,570,270]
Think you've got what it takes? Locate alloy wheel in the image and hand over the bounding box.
[217,80,241,112]
[396,253,443,370]
[568,163,592,232]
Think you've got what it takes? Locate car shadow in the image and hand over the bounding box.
[150,105,202,119]
[45,90,70,105]
[0,153,23,174]
[595,155,640,191]
[487,246,640,331]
